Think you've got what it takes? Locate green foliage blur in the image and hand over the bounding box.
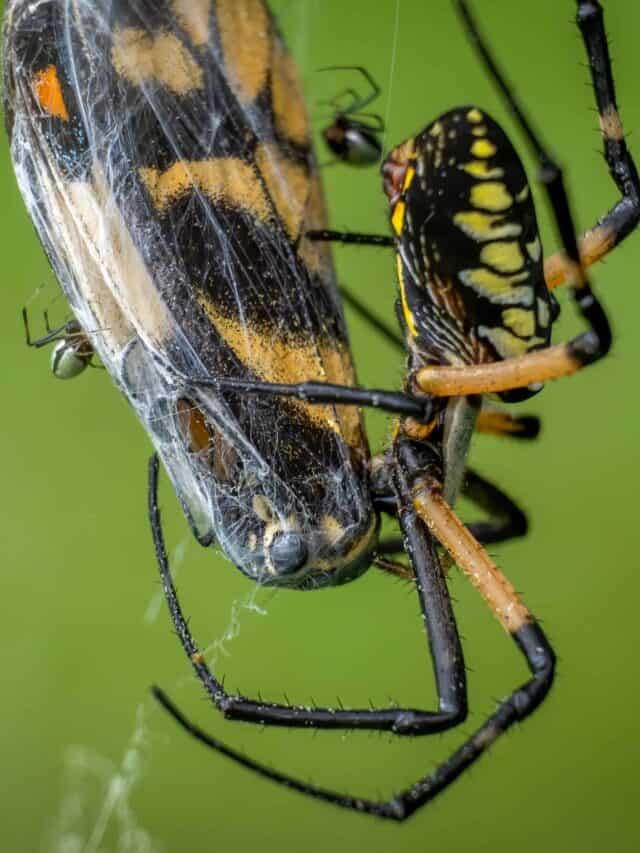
[2,1,639,850]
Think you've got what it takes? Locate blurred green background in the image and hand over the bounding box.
[2,1,640,850]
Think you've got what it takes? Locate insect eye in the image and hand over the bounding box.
[269,531,308,575]
[50,339,89,379]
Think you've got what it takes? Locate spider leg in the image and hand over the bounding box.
[149,454,467,734]
[417,3,614,396]
[189,374,433,419]
[206,375,536,436]
[544,1,640,288]
[152,447,553,821]
[348,112,385,132]
[321,86,360,113]
[374,536,404,555]
[372,555,414,582]
[413,317,608,394]
[337,296,542,438]
[462,468,528,545]
[318,65,381,114]
[307,229,393,247]
[475,406,540,440]
[314,3,640,290]
[373,466,528,552]
[22,306,69,348]
[458,0,639,291]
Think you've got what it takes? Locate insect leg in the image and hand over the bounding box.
[149,454,466,734]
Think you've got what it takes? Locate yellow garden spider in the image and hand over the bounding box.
[151,0,639,819]
[7,0,637,823]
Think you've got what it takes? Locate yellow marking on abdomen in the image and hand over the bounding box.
[471,125,487,136]
[466,108,483,123]
[471,182,513,212]
[216,0,269,104]
[460,267,531,305]
[480,241,524,273]
[479,326,544,359]
[139,159,269,220]
[471,139,496,158]
[33,65,70,121]
[537,297,551,328]
[397,255,418,337]
[460,161,504,179]
[515,185,530,202]
[526,237,542,262]
[111,28,203,94]
[454,211,522,241]
[391,200,406,236]
[502,308,535,338]
[402,165,416,193]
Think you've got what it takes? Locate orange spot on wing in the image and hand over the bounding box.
[33,65,70,121]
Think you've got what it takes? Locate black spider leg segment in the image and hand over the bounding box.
[307,229,394,248]
[495,415,540,440]
[476,406,541,441]
[372,469,527,549]
[346,112,385,132]
[149,432,555,821]
[456,0,611,370]
[314,0,640,269]
[318,66,381,114]
[22,306,69,348]
[417,2,618,399]
[575,1,640,243]
[150,453,474,819]
[544,1,640,286]
[402,468,555,819]
[148,453,467,735]
[187,375,433,420]
[374,536,405,555]
[462,469,528,545]
[339,286,405,350]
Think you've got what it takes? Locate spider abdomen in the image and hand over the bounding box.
[384,107,553,369]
